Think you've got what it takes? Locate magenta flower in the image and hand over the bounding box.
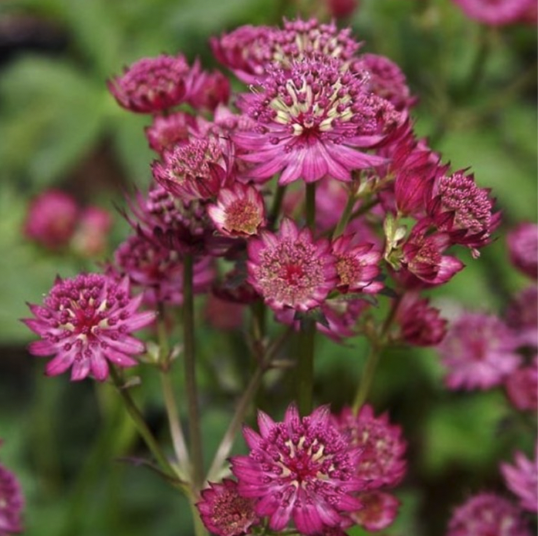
[505,286,538,349]
[350,491,400,531]
[427,170,500,256]
[230,404,363,535]
[211,19,359,84]
[114,234,214,306]
[125,183,216,254]
[207,183,266,237]
[197,479,260,536]
[451,0,535,26]
[183,59,230,112]
[145,112,194,154]
[107,54,189,113]
[504,357,538,412]
[332,234,382,294]
[23,273,155,381]
[247,218,337,312]
[438,312,521,390]
[447,493,531,536]
[24,189,78,250]
[152,135,232,201]
[358,53,415,112]
[507,223,538,280]
[334,405,407,490]
[501,444,538,513]
[235,56,396,185]
[400,224,464,286]
[396,293,447,347]
[0,456,24,535]
[71,207,113,258]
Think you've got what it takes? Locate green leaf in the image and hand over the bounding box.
[0,56,107,190]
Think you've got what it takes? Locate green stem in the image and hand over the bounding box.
[189,498,208,536]
[207,363,267,481]
[351,296,401,414]
[182,253,204,492]
[269,185,287,229]
[156,306,190,478]
[297,319,316,416]
[351,342,382,413]
[332,191,356,239]
[109,367,176,479]
[305,182,316,230]
[160,372,190,479]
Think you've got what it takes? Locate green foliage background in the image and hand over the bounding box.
[0,0,535,534]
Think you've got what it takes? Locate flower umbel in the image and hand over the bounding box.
[0,454,24,535]
[230,404,363,535]
[23,273,155,381]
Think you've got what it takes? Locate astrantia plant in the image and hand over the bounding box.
[19,13,536,536]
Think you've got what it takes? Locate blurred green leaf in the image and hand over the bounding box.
[0,56,107,189]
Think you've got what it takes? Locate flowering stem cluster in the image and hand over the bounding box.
[20,14,524,536]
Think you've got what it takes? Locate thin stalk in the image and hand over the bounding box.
[332,192,356,239]
[351,296,401,414]
[109,367,176,479]
[297,318,316,416]
[156,306,190,477]
[349,197,379,222]
[305,182,316,229]
[207,364,266,481]
[160,372,190,479]
[182,253,204,491]
[207,325,294,481]
[269,185,287,229]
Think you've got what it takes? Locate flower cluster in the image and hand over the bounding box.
[198,404,404,535]
[0,442,24,536]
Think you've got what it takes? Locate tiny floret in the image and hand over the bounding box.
[23,273,155,381]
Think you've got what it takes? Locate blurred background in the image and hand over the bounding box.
[0,0,536,534]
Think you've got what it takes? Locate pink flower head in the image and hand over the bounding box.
[210,25,276,84]
[107,54,189,113]
[332,234,383,294]
[23,273,155,381]
[334,405,407,490]
[451,0,536,26]
[0,458,24,535]
[438,312,521,390]
[125,183,216,255]
[145,111,194,154]
[211,19,359,84]
[114,234,214,306]
[396,292,447,347]
[197,479,260,536]
[504,357,538,411]
[447,493,531,536]
[184,59,230,112]
[24,189,78,250]
[427,170,500,255]
[392,134,448,218]
[247,218,337,312]
[505,286,538,349]
[71,207,113,257]
[235,56,396,185]
[152,134,232,201]
[507,223,538,279]
[230,404,363,535]
[400,224,465,286]
[358,53,415,112]
[207,183,266,237]
[350,491,400,531]
[501,444,538,513]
